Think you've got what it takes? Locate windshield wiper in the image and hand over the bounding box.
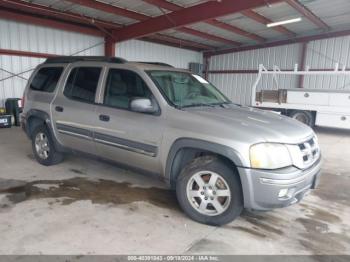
[213,101,242,107]
[180,103,216,109]
[211,101,231,106]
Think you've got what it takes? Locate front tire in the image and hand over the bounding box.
[31,125,64,166]
[176,156,243,226]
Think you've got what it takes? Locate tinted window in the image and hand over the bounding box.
[64,67,101,103]
[30,67,63,92]
[104,69,152,109]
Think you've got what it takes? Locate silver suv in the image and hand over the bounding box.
[21,56,322,225]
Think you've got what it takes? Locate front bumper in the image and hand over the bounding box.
[238,157,322,211]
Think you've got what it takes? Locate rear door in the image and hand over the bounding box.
[94,67,164,174]
[51,64,104,153]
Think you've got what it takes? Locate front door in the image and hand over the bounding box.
[52,65,103,153]
[94,68,164,174]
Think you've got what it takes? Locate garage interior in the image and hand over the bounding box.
[0,0,350,256]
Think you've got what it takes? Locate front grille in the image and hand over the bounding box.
[298,137,320,167]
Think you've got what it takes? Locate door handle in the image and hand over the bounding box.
[99,114,110,122]
[55,106,64,112]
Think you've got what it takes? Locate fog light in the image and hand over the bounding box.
[278,188,289,198]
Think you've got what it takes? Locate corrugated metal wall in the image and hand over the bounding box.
[208,44,302,105]
[208,36,350,105]
[209,44,302,70]
[0,19,203,107]
[0,19,104,107]
[304,35,350,90]
[116,39,203,69]
[209,74,260,105]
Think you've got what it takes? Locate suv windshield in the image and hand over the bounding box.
[147,71,230,108]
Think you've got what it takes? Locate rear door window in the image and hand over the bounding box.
[63,67,102,103]
[30,67,63,92]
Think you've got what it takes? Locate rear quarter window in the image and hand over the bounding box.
[30,67,64,93]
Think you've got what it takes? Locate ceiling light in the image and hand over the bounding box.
[267,17,302,27]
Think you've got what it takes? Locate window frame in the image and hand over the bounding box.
[62,65,104,105]
[29,66,64,93]
[99,68,161,115]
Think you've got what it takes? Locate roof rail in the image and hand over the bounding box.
[44,56,127,64]
[134,62,174,67]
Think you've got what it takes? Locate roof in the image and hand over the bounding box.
[43,56,183,70]
[44,56,127,64]
[1,0,349,54]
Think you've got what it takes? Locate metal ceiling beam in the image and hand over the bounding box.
[177,27,241,46]
[0,12,208,54]
[0,1,234,51]
[285,0,330,30]
[0,48,57,58]
[141,37,201,52]
[143,0,266,43]
[65,0,149,21]
[205,29,350,57]
[142,0,180,12]
[112,0,280,42]
[142,0,180,11]
[205,19,266,43]
[70,0,245,46]
[0,9,103,36]
[146,34,215,50]
[0,0,121,30]
[0,2,213,51]
[241,9,296,37]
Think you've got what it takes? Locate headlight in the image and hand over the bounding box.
[250,143,292,169]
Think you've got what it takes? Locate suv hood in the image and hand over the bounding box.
[184,105,314,144]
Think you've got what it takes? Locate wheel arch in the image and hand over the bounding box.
[165,138,245,188]
[25,109,65,152]
[26,110,51,138]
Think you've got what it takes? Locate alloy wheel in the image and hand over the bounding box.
[186,171,231,216]
[35,132,50,159]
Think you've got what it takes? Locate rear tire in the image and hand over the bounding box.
[31,125,64,166]
[176,156,243,226]
[289,110,314,127]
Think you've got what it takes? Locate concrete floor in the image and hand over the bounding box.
[0,127,349,255]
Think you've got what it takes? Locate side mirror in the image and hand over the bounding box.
[130,98,158,114]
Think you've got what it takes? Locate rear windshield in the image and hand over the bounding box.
[30,67,64,93]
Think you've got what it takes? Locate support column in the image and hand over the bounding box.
[204,55,211,80]
[104,36,115,57]
[298,41,308,88]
